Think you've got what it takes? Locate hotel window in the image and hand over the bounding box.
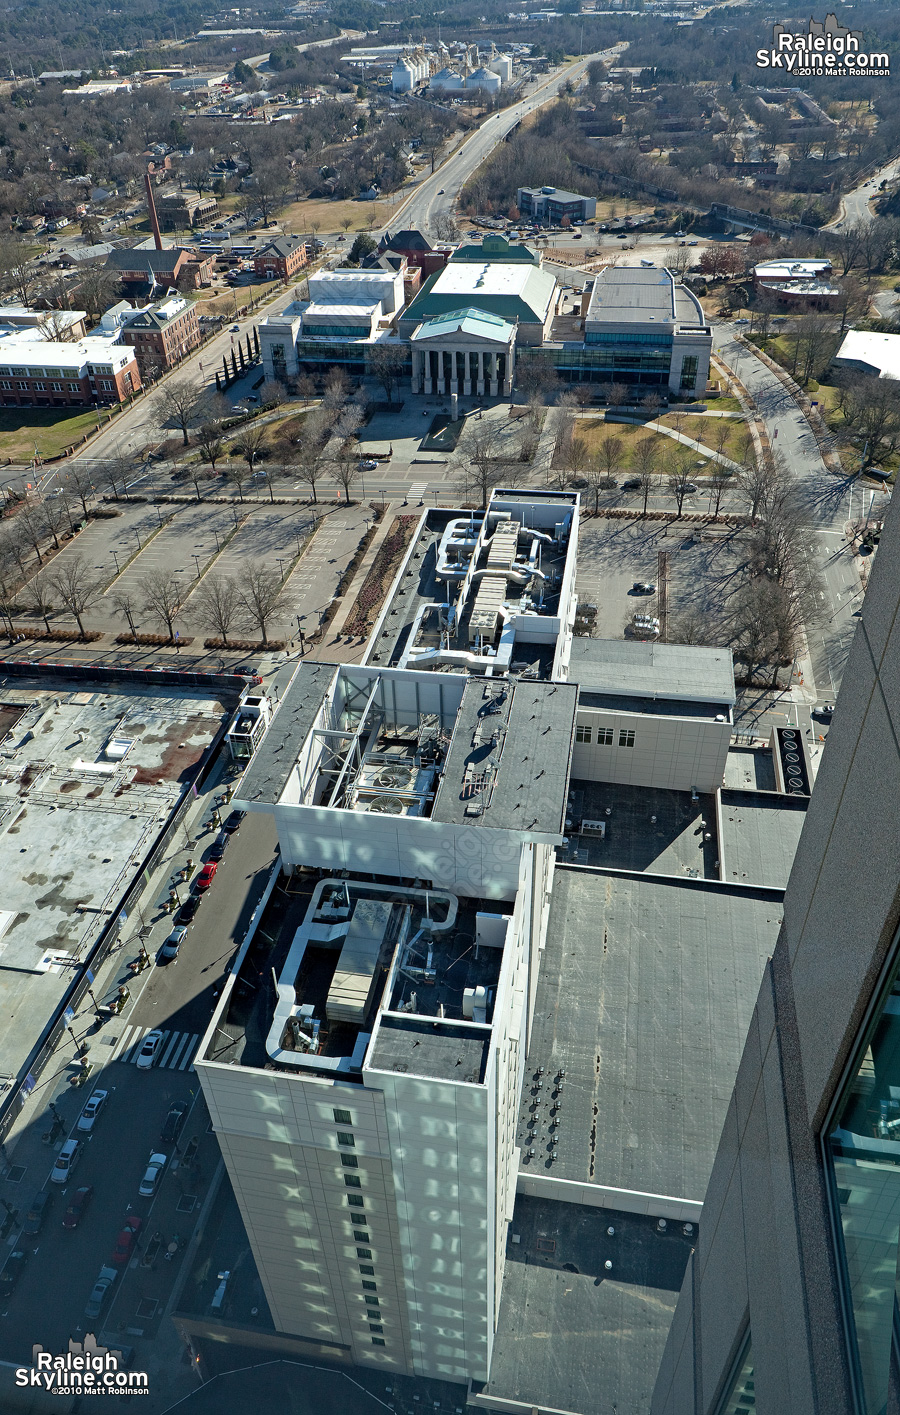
[333,1108,352,1124]
[341,1153,358,1168]
[619,729,635,748]
[372,1337,385,1347]
[344,1174,361,1189]
[716,1336,754,1414]
[361,1280,377,1292]
[369,1324,384,1335]
[353,1229,369,1243]
[364,1295,379,1307]
[359,1264,375,1276]
[575,724,592,744]
[337,1132,355,1148]
[357,1248,372,1260]
[347,1195,365,1208]
[596,727,613,745]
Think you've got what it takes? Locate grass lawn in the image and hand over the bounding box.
[576,412,751,470]
[280,195,388,237]
[0,407,102,461]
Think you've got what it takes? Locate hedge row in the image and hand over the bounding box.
[116,632,196,646]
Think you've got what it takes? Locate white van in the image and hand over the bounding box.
[51,1138,81,1184]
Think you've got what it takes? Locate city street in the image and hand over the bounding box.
[0,780,277,1384]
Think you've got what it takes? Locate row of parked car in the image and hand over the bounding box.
[159,811,243,964]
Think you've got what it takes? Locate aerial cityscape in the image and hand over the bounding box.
[0,1,897,1412]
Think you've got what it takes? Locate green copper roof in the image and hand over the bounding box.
[410,307,516,342]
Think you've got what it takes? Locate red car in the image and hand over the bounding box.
[111,1215,142,1266]
[196,862,217,891]
[62,1186,94,1230]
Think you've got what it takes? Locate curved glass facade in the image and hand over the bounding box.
[826,947,900,1414]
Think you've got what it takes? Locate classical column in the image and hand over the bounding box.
[489,351,498,397]
[411,347,421,393]
[450,348,459,396]
[462,350,472,396]
[476,350,485,396]
[424,347,433,395]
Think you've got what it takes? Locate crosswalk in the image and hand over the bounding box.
[407,483,428,502]
[110,1025,200,1071]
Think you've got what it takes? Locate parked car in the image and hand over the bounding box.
[63,1186,94,1230]
[632,582,656,594]
[161,1101,188,1144]
[77,1089,108,1132]
[0,1250,28,1298]
[111,1215,142,1267]
[159,926,187,963]
[135,1030,164,1071]
[51,1138,81,1184]
[196,861,217,891]
[223,810,245,834]
[622,477,642,490]
[84,1265,118,1320]
[209,832,228,862]
[139,1153,168,1198]
[358,459,378,472]
[177,896,200,926]
[812,703,835,719]
[22,1191,53,1236]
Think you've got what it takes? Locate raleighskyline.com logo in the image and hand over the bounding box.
[14,1336,149,1396]
[757,12,890,76]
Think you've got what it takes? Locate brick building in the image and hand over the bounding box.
[252,235,308,282]
[0,336,140,407]
[157,194,219,230]
[118,294,202,380]
[105,246,215,297]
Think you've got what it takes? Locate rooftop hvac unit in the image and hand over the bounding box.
[368,795,403,815]
[374,766,414,789]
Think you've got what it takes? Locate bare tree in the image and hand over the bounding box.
[708,462,731,516]
[42,497,68,550]
[16,505,47,565]
[18,568,55,633]
[111,588,140,638]
[260,379,286,407]
[596,433,623,484]
[294,452,324,504]
[98,453,133,500]
[228,459,251,502]
[196,423,226,475]
[631,437,659,517]
[195,573,240,647]
[65,464,96,518]
[237,566,282,646]
[186,461,213,502]
[47,555,100,637]
[233,423,267,483]
[155,378,201,448]
[368,343,408,403]
[331,441,361,503]
[565,435,590,486]
[667,449,697,518]
[140,567,185,641]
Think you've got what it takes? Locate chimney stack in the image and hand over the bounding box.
[144,171,163,252]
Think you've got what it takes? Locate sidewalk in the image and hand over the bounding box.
[308,500,405,658]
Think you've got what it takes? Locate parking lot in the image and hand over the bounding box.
[575,516,751,643]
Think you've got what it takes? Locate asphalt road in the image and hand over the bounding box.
[714,324,876,707]
[0,804,276,1366]
[827,153,900,229]
[393,47,623,239]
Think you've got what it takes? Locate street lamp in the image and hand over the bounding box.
[277,558,286,581]
[111,549,120,574]
[192,554,202,579]
[133,528,142,551]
